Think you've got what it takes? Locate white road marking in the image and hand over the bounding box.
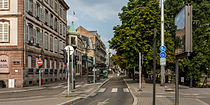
[51,85,62,89]
[123,88,129,92]
[97,98,110,105]
[76,85,81,88]
[111,88,118,92]
[98,88,106,93]
[195,99,209,105]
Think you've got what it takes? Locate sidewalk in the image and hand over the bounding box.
[124,77,209,105]
[0,74,114,105]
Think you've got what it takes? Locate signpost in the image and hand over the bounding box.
[160,52,166,58]
[65,45,74,96]
[174,4,193,105]
[160,58,166,66]
[37,59,43,87]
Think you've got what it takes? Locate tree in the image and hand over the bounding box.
[164,0,210,86]
[109,0,176,73]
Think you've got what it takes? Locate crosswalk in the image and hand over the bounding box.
[98,88,130,93]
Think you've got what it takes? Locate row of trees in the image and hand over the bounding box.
[109,0,210,86]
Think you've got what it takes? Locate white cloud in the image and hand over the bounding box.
[66,0,120,21]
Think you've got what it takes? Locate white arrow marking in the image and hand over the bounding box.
[97,98,110,105]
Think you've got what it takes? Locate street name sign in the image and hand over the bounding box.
[160,52,166,58]
[160,46,166,52]
[160,58,166,66]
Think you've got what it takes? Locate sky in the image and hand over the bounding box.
[64,0,128,50]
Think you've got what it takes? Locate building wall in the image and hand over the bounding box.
[0,0,69,88]
[0,0,24,88]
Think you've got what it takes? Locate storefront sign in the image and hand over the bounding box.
[0,55,9,73]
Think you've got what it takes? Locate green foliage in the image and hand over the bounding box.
[109,0,175,71]
[164,0,210,85]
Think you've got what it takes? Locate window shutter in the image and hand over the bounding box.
[40,6,42,21]
[28,56,32,68]
[33,2,36,17]
[3,23,9,42]
[0,0,3,9]
[33,28,36,43]
[40,31,42,47]
[0,23,3,42]
[4,0,8,9]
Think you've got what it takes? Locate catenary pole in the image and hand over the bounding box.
[160,0,165,86]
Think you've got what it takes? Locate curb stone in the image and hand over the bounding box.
[123,78,138,105]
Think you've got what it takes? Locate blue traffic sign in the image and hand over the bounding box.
[160,46,166,52]
[160,52,166,58]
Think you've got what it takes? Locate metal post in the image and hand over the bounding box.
[67,49,70,96]
[139,52,142,90]
[93,56,96,83]
[153,29,157,105]
[175,57,179,105]
[39,70,41,87]
[71,54,74,89]
[161,0,165,86]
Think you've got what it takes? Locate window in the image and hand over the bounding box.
[54,61,56,70]
[60,22,62,35]
[0,0,9,10]
[50,35,53,51]
[50,60,52,69]
[45,9,48,25]
[28,0,33,14]
[36,28,40,44]
[36,58,39,69]
[60,40,62,54]
[0,22,9,42]
[54,38,58,53]
[50,14,53,28]
[40,31,43,47]
[55,0,58,12]
[44,59,47,69]
[50,0,53,8]
[60,6,62,17]
[71,37,76,46]
[54,18,57,31]
[36,3,40,19]
[63,25,66,37]
[28,24,33,41]
[44,33,48,50]
[28,56,32,68]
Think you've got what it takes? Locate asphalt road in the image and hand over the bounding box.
[73,77,133,105]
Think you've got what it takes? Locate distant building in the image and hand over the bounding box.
[67,22,84,76]
[0,0,69,88]
[77,26,106,68]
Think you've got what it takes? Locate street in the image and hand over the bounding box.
[73,77,133,105]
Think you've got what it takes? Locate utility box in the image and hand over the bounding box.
[175,4,193,57]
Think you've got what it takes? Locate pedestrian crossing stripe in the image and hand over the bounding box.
[98,88,106,92]
[111,88,118,92]
[123,88,129,92]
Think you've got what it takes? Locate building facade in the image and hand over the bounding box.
[0,0,69,88]
[67,22,84,76]
[76,26,106,69]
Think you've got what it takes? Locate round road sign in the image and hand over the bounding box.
[160,52,166,58]
[160,46,166,52]
[37,60,43,66]
[65,45,74,55]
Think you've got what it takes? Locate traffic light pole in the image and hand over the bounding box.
[153,29,157,105]
[67,50,70,96]
[175,56,179,105]
[71,53,74,89]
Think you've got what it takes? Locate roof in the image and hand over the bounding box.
[69,21,77,34]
